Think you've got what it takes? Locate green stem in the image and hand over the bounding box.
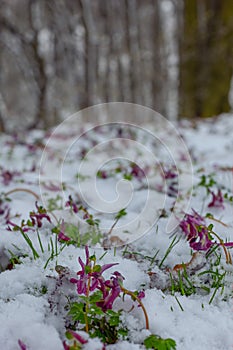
[85,265,94,333]
[107,217,119,236]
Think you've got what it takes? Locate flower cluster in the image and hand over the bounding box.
[70,246,123,311]
[8,202,51,232]
[66,195,79,213]
[161,166,178,180]
[158,164,179,197]
[55,220,71,242]
[0,167,21,186]
[65,195,99,227]
[130,163,147,181]
[208,189,224,209]
[29,202,51,227]
[0,197,10,225]
[180,210,213,251]
[97,162,148,182]
[96,271,124,311]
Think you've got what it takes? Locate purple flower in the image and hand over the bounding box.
[29,202,51,227]
[70,246,119,296]
[63,341,70,350]
[7,220,31,232]
[1,168,21,186]
[65,195,79,213]
[57,220,70,242]
[18,340,27,350]
[97,170,108,179]
[130,164,146,181]
[208,189,224,209]
[138,290,145,300]
[58,232,70,242]
[43,182,61,192]
[70,246,127,314]
[83,212,90,220]
[223,242,233,247]
[180,210,213,251]
[0,201,10,224]
[161,165,178,179]
[96,272,124,311]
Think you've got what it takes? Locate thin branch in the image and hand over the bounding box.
[4,188,40,200]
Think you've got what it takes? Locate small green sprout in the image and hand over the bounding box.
[144,334,176,350]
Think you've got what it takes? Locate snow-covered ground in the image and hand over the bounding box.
[0,113,233,350]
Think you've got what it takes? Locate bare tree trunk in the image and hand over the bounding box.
[0,93,6,132]
[0,0,167,129]
[179,0,233,118]
[80,0,98,107]
[28,0,48,128]
[127,0,143,105]
[152,0,166,115]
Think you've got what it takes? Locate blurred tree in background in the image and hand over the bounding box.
[179,0,233,118]
[0,0,232,131]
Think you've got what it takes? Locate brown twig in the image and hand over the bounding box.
[209,217,228,227]
[211,231,232,264]
[120,286,149,330]
[4,188,40,200]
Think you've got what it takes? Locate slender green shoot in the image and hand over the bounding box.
[159,236,180,268]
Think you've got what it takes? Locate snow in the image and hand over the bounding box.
[0,113,233,349]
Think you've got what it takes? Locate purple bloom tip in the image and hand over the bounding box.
[208,189,224,209]
[100,263,119,273]
[58,232,70,242]
[18,340,27,350]
[138,290,145,299]
[68,330,88,344]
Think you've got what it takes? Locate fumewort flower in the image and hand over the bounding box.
[208,189,224,209]
[180,210,213,251]
[0,168,21,186]
[57,220,70,242]
[96,271,125,311]
[0,199,10,224]
[70,246,149,329]
[65,195,79,213]
[162,166,178,179]
[18,339,27,350]
[130,163,147,181]
[29,202,51,227]
[70,246,119,297]
[137,290,145,300]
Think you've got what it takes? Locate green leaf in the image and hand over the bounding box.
[89,291,103,303]
[106,310,121,326]
[65,331,73,340]
[123,173,133,180]
[89,304,104,316]
[108,315,120,326]
[85,265,91,273]
[69,302,86,323]
[27,219,34,227]
[144,334,176,350]
[115,208,127,220]
[118,328,128,338]
[93,264,101,273]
